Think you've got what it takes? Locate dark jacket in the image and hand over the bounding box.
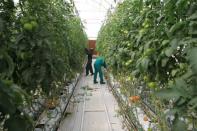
[85,48,93,63]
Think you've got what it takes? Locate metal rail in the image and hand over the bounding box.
[101,86,113,131]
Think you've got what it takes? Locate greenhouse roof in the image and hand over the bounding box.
[73,0,122,39]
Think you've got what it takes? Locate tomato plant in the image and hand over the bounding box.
[0,0,87,130]
[97,0,197,130]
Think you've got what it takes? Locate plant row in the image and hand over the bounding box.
[0,0,87,130]
[97,0,197,130]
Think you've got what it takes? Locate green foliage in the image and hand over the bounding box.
[0,80,32,130]
[0,0,87,130]
[97,0,197,129]
[4,114,33,131]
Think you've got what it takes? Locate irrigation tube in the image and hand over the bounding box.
[56,63,86,131]
[62,75,81,115]
[55,77,80,131]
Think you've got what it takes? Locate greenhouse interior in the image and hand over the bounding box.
[0,0,197,131]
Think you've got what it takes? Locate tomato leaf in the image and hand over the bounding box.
[161,58,169,67]
[155,88,181,100]
[187,47,197,74]
[188,97,197,109]
[169,22,185,36]
[172,119,187,131]
[188,11,197,20]
[165,48,174,57]
[4,114,33,131]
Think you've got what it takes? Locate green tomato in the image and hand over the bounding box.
[139,28,146,35]
[23,23,33,31]
[148,82,157,88]
[31,21,38,28]
[125,60,132,66]
[143,18,150,27]
[144,48,155,56]
[20,52,25,59]
[144,24,149,28]
[143,76,149,82]
[123,30,128,34]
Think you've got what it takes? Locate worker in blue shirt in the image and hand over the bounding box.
[94,56,107,84]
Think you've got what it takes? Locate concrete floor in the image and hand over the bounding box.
[58,70,125,131]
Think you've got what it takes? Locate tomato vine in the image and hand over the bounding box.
[0,0,87,130]
[97,0,197,130]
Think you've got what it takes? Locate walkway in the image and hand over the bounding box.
[58,66,125,131]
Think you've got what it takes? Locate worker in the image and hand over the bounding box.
[93,56,107,84]
[85,48,94,76]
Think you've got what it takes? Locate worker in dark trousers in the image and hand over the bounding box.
[85,48,94,76]
[94,56,107,84]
